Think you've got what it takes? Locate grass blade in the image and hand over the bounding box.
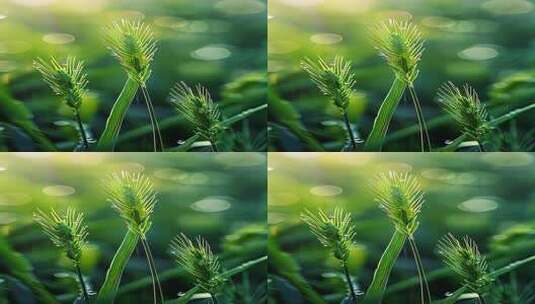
[170,256,267,304]
[96,229,139,303]
[433,254,535,304]
[364,77,406,151]
[0,236,58,304]
[97,77,139,151]
[362,229,407,303]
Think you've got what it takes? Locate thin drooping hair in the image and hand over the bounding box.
[371,19,424,85]
[34,56,88,110]
[169,82,222,143]
[169,233,224,294]
[104,171,157,236]
[34,208,88,263]
[301,56,356,110]
[437,82,490,142]
[373,171,424,236]
[301,207,357,261]
[437,233,492,293]
[104,19,157,85]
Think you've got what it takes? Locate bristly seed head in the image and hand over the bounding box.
[437,82,491,142]
[169,233,225,294]
[301,56,356,111]
[104,171,157,236]
[371,19,424,86]
[104,19,157,85]
[301,207,357,262]
[34,56,88,110]
[373,172,424,236]
[34,208,88,263]
[437,233,493,293]
[169,82,223,142]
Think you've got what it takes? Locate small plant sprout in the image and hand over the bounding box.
[367,19,431,152]
[33,208,90,302]
[301,208,359,303]
[437,82,491,151]
[34,56,90,150]
[170,233,225,304]
[301,56,359,150]
[366,172,431,304]
[102,19,163,151]
[105,171,164,303]
[437,233,493,302]
[169,82,223,151]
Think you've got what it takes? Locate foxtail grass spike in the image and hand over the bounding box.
[301,56,358,149]
[372,19,424,86]
[437,233,493,293]
[105,171,157,236]
[301,208,358,302]
[105,19,157,86]
[169,82,223,151]
[373,172,424,236]
[437,82,491,146]
[170,234,225,295]
[301,56,356,111]
[34,56,90,149]
[34,208,90,302]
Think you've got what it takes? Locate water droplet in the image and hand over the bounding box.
[310,185,343,197]
[310,33,343,45]
[458,44,499,61]
[482,0,533,15]
[190,196,232,213]
[11,0,56,7]
[214,0,265,15]
[0,212,17,225]
[43,33,75,45]
[42,185,75,197]
[458,196,499,213]
[191,45,231,61]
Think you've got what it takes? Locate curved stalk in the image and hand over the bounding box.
[343,262,358,303]
[211,294,219,304]
[408,237,432,303]
[141,86,164,152]
[363,229,407,303]
[97,77,139,151]
[408,87,432,152]
[343,111,358,150]
[140,237,164,304]
[364,77,406,151]
[75,263,90,302]
[74,110,89,150]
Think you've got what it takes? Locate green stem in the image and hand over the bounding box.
[141,237,164,303]
[141,86,164,152]
[343,262,357,303]
[74,110,89,150]
[364,77,407,151]
[343,111,358,150]
[408,87,432,152]
[97,77,139,151]
[211,294,219,304]
[363,229,407,303]
[96,229,139,303]
[210,137,219,152]
[408,238,432,304]
[75,263,89,302]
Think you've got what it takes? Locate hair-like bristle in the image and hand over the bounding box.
[301,56,356,110]
[33,56,88,109]
[169,233,224,293]
[437,82,491,141]
[169,82,222,142]
[34,208,88,263]
[373,171,424,236]
[301,207,356,261]
[104,19,157,85]
[371,19,424,85]
[437,233,492,292]
[104,171,157,236]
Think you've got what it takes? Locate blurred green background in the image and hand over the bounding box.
[0,0,267,151]
[0,152,267,303]
[268,0,535,151]
[268,152,535,303]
